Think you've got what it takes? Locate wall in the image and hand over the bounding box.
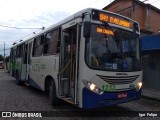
[105,0,132,17]
[149,8,160,33]
[133,4,146,30]
[142,52,160,90]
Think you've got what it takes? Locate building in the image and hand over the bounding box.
[103,0,160,35]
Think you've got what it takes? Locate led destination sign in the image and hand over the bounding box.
[99,13,131,28]
[96,27,114,35]
[92,10,133,29]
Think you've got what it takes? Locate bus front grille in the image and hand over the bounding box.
[97,75,139,85]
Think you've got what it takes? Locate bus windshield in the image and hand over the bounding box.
[85,23,140,72]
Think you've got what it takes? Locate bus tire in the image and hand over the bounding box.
[49,80,60,106]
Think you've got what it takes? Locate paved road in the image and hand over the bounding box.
[0,69,160,120]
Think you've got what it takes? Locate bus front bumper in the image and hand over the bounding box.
[82,87,141,109]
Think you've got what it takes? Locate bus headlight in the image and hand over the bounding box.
[136,82,142,91]
[83,80,103,95]
[90,83,96,90]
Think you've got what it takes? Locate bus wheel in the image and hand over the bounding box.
[49,80,60,106]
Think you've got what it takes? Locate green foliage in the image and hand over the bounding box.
[5,56,9,62]
[0,54,4,61]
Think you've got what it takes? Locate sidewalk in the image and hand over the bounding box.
[142,88,160,102]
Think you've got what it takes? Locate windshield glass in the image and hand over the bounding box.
[85,23,140,72]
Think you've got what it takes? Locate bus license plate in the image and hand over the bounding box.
[118,92,127,99]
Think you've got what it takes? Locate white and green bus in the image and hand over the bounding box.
[9,8,142,109]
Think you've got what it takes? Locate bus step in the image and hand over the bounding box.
[60,97,74,105]
[25,82,30,86]
[25,80,30,86]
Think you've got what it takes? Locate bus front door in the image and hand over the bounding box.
[59,23,80,104]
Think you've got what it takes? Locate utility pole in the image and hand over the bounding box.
[4,42,5,63]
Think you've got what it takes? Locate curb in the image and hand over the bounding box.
[142,95,160,102]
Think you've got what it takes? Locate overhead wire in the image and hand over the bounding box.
[0,27,43,57]
[0,0,105,44]
[0,48,10,51]
[0,24,41,29]
[3,27,44,46]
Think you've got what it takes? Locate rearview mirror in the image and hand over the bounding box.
[83,22,91,38]
[133,23,139,33]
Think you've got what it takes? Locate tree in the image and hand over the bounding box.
[5,56,9,62]
[0,54,4,61]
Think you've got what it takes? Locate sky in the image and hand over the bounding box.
[0,0,160,57]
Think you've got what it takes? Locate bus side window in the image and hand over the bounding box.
[44,28,59,55]
[23,44,28,64]
[16,44,23,58]
[16,46,18,58]
[32,35,44,57]
[32,39,36,56]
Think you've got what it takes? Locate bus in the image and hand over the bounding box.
[9,8,142,109]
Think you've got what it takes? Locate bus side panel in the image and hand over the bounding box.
[21,64,27,80]
[28,55,59,91]
[15,58,22,75]
[42,55,59,93]
[29,56,44,90]
[28,75,43,90]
